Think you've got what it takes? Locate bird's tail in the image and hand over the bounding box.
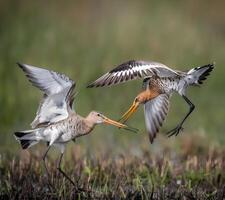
[14,129,41,149]
[187,63,214,85]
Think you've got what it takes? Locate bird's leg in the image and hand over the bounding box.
[42,145,51,178]
[57,153,76,186]
[42,145,55,189]
[167,95,195,137]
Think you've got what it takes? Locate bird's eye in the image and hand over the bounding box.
[97,113,101,116]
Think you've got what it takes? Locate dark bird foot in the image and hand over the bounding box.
[166,125,184,137]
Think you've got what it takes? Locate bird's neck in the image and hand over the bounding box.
[136,89,161,103]
[81,117,96,134]
[71,114,96,138]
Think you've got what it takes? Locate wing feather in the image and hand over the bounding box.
[144,94,170,143]
[87,60,182,88]
[18,63,76,128]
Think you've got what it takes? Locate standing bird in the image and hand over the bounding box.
[87,60,214,143]
[14,63,136,185]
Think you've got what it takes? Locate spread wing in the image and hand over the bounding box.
[87,60,182,87]
[18,63,76,128]
[144,94,170,143]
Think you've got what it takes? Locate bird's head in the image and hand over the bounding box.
[87,111,124,127]
[86,111,138,133]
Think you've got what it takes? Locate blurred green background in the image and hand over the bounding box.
[0,0,224,154]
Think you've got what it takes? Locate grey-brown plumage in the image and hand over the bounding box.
[14,63,136,185]
[88,60,214,143]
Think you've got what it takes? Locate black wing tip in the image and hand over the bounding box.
[149,134,156,144]
[87,84,100,88]
[17,62,29,73]
[149,136,154,144]
[87,82,107,88]
[110,60,137,73]
[86,83,95,88]
[87,60,143,87]
[17,62,25,68]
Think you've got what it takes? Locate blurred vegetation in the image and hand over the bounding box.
[0,137,224,199]
[0,0,225,154]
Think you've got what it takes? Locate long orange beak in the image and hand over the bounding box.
[103,117,128,128]
[103,117,138,133]
[119,101,140,123]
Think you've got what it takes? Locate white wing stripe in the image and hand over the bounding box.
[87,60,183,88]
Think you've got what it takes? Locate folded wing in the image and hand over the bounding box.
[144,94,170,143]
[18,63,75,128]
[87,60,181,87]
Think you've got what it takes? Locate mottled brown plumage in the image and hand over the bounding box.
[88,60,214,143]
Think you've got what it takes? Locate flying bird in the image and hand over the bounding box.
[87,60,214,143]
[14,63,137,185]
